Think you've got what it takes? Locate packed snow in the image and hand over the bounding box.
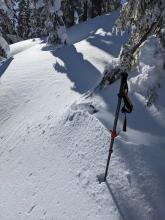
[0,11,165,220]
[129,36,165,106]
[10,39,42,57]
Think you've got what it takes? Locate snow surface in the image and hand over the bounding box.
[10,38,42,57]
[129,36,165,105]
[0,11,165,220]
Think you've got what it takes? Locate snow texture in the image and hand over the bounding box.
[129,36,165,105]
[0,11,165,220]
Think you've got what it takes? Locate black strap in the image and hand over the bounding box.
[120,73,133,132]
[121,81,133,113]
[123,113,127,132]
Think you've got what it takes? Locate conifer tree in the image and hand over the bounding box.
[18,0,30,39]
[118,0,164,70]
[30,0,68,45]
[28,6,46,38]
[0,0,17,43]
[100,0,165,87]
[0,29,10,60]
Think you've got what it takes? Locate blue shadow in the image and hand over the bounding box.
[0,57,14,77]
[52,45,101,94]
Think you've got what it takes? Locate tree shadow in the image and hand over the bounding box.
[86,28,129,57]
[68,11,124,45]
[116,139,165,220]
[0,57,14,78]
[96,79,165,136]
[70,10,129,57]
[51,45,101,94]
[95,82,165,220]
[126,94,165,136]
[104,135,165,220]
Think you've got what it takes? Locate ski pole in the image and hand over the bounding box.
[103,72,128,182]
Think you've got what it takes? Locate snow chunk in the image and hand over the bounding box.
[129,36,165,105]
[95,28,112,37]
[10,38,42,56]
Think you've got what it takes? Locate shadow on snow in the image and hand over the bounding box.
[51,45,101,94]
[0,57,14,78]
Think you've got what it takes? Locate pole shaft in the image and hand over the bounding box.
[104,73,128,181]
[104,139,114,181]
[104,96,122,181]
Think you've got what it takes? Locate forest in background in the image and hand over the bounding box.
[0,0,120,46]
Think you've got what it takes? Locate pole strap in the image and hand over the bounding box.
[120,73,133,132]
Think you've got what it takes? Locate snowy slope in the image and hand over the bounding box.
[10,39,42,57]
[0,11,165,220]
